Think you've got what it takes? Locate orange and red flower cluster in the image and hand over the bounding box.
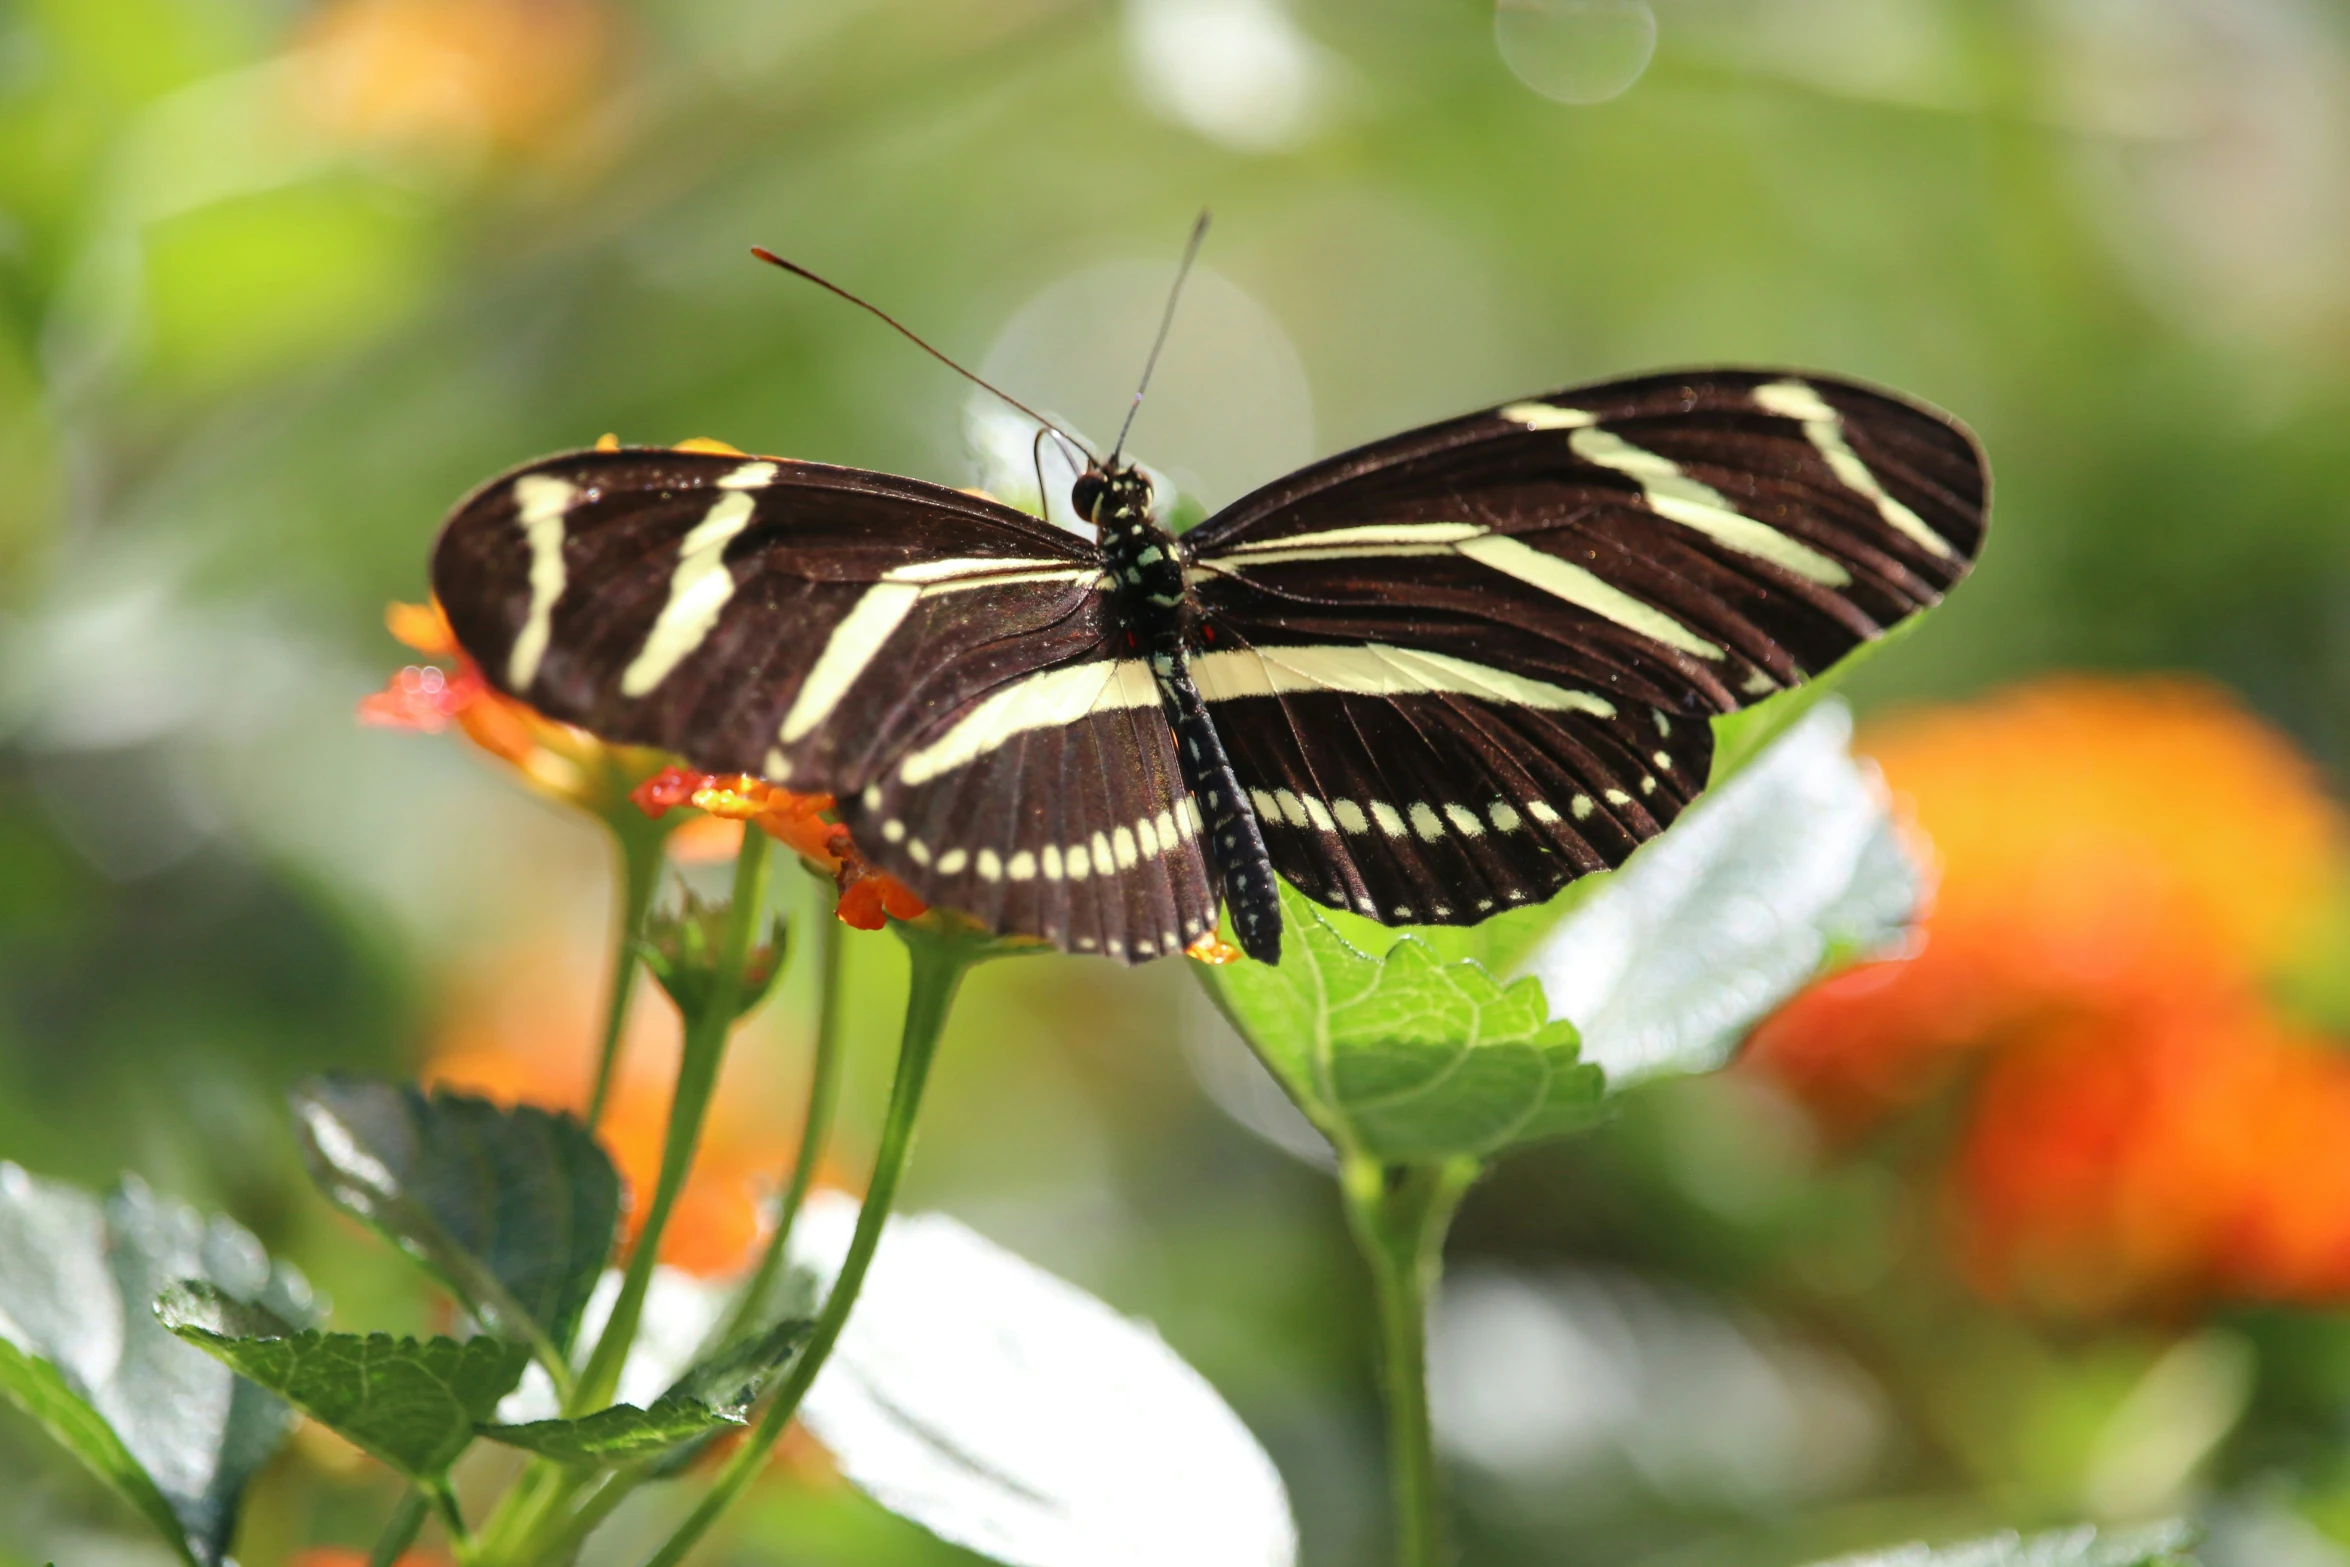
[360,598,926,927]
[1745,676,2350,1316]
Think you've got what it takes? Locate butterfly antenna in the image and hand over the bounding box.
[1108,209,1209,468]
[750,247,1096,463]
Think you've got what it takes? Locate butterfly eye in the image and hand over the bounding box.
[1071,471,1108,522]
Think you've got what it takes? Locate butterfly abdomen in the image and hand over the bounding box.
[1094,469,1282,962]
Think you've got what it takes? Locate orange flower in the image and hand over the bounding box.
[1953,994,2350,1314]
[427,943,850,1275]
[630,766,927,932]
[361,599,671,821]
[1744,675,2350,1315]
[294,1550,444,1567]
[1748,676,2347,1133]
[292,0,616,159]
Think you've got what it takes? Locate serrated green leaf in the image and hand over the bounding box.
[479,1316,808,1467]
[1208,883,1602,1162]
[159,1282,528,1479]
[289,1076,619,1358]
[1804,1521,2197,1567]
[480,1394,746,1464]
[0,1166,313,1567]
[1521,702,1920,1088]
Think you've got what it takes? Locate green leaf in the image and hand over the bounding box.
[480,1394,745,1464]
[1520,702,1921,1087]
[478,1317,808,1467]
[1709,612,1923,787]
[159,1282,529,1480]
[289,1076,619,1358]
[1804,1520,2197,1567]
[0,1166,313,1567]
[1207,883,1602,1162]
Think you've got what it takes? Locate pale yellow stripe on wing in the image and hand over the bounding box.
[507,475,578,690]
[1568,426,1851,586]
[1453,534,1721,659]
[1752,379,1957,559]
[620,491,757,696]
[1192,642,1615,717]
[896,658,1159,785]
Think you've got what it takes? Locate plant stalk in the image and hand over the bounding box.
[1342,1156,1476,1567]
[637,916,1005,1567]
[727,886,849,1343]
[369,1487,429,1567]
[573,828,772,1415]
[586,813,670,1129]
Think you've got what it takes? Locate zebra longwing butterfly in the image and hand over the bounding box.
[431,361,1986,967]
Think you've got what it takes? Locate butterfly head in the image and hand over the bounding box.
[1071,463,1154,528]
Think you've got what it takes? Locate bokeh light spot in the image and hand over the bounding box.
[1494,0,1658,105]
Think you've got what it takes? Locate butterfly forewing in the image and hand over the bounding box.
[432,449,1102,782]
[1179,368,1985,923]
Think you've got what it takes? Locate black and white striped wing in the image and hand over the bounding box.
[430,447,1213,961]
[1179,369,1987,926]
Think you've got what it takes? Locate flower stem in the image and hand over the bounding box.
[726,883,848,1343]
[572,827,772,1415]
[587,813,669,1129]
[1341,1156,1476,1567]
[636,915,1010,1567]
[369,1488,428,1567]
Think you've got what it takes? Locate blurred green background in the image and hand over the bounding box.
[6,0,2350,1563]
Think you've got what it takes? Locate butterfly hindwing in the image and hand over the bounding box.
[1197,636,1714,924]
[835,668,1218,961]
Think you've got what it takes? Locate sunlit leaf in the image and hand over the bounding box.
[1207,884,1602,1162]
[0,1165,312,1567]
[159,1282,528,1480]
[1805,1520,2198,1567]
[289,1076,619,1357]
[480,1316,808,1467]
[792,1192,1295,1567]
[1520,701,1921,1088]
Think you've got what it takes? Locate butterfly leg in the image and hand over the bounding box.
[1156,653,1282,963]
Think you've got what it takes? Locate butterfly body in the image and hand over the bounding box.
[1088,463,1283,961]
[430,369,1988,966]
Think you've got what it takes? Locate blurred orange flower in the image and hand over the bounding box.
[426,943,846,1275]
[361,599,672,821]
[292,0,616,158]
[1745,675,2350,1314]
[1953,993,2350,1314]
[293,1551,443,1567]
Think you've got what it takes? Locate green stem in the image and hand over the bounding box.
[573,829,772,1415]
[369,1487,429,1567]
[1341,1156,1476,1567]
[427,1476,472,1554]
[726,889,848,1342]
[637,916,1008,1567]
[587,814,669,1129]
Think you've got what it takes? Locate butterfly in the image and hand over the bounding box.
[429,256,1987,968]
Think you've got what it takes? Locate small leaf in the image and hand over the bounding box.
[1520,701,1922,1088]
[1207,886,1602,1162]
[0,1165,313,1567]
[159,1283,528,1480]
[289,1076,619,1357]
[479,1395,745,1464]
[479,1317,808,1468]
[792,1192,1295,1567]
[1804,1520,2198,1567]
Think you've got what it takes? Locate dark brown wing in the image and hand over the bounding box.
[1178,369,1987,925]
